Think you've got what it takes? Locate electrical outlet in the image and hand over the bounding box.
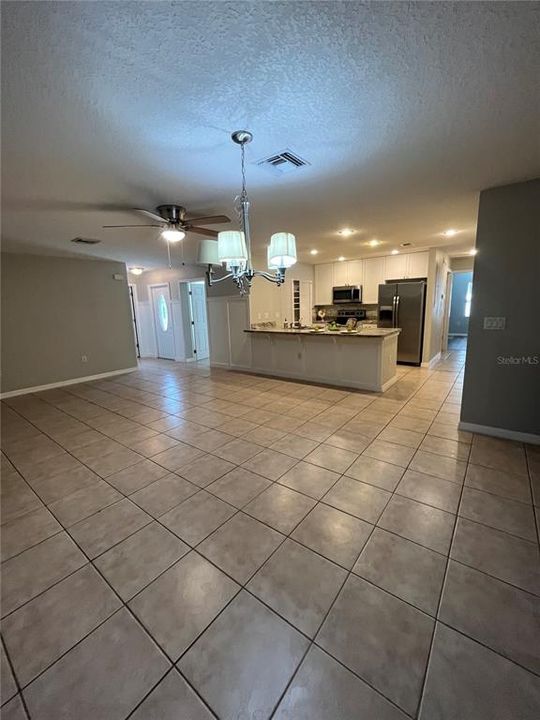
[483,317,506,330]
[81,355,88,363]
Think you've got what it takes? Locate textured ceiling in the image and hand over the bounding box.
[2,1,539,269]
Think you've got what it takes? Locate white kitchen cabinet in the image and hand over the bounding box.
[384,254,408,281]
[407,252,429,278]
[314,263,333,305]
[332,261,348,286]
[347,260,364,287]
[363,257,386,303]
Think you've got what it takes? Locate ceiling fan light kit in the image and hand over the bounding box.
[205,130,297,295]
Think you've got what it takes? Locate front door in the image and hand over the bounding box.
[189,282,209,360]
[150,284,175,360]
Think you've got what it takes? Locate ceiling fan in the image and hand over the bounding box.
[102,204,230,241]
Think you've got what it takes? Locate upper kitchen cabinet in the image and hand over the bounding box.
[363,257,386,303]
[332,261,349,286]
[383,251,429,281]
[406,251,429,278]
[314,263,333,305]
[347,260,363,286]
[384,254,408,280]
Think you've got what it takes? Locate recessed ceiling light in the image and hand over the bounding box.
[469,248,478,256]
[367,239,381,247]
[129,267,144,275]
[338,256,346,262]
[391,249,399,255]
[443,229,458,237]
[337,228,355,237]
[310,249,319,255]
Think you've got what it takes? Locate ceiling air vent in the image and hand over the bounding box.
[71,237,101,245]
[255,149,310,176]
[400,242,413,248]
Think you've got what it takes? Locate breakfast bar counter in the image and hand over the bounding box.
[245,328,401,392]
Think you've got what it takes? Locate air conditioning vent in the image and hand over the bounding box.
[71,237,101,245]
[256,149,310,176]
[400,242,413,247]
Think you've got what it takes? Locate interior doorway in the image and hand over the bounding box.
[128,284,141,359]
[179,280,209,361]
[449,271,473,339]
[150,284,175,360]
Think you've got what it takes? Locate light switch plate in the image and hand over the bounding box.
[483,316,506,330]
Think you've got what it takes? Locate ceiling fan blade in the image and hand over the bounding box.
[102,224,162,228]
[186,226,219,237]
[133,208,166,223]
[184,215,230,225]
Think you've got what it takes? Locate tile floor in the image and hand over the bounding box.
[1,339,539,719]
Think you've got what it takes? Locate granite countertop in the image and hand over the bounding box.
[245,327,401,338]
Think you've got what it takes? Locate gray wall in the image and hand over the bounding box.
[461,179,540,437]
[449,271,472,336]
[1,253,137,393]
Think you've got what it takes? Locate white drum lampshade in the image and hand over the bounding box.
[198,239,220,265]
[268,232,297,268]
[217,231,248,264]
[267,245,279,270]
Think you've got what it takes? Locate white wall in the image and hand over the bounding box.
[248,257,314,325]
[207,296,251,369]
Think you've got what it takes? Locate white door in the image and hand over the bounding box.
[189,282,209,360]
[150,285,175,360]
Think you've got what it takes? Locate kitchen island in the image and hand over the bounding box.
[245,327,401,392]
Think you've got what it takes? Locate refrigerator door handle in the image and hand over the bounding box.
[395,294,400,327]
[392,295,397,327]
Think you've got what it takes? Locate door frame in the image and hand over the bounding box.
[148,283,176,360]
[128,283,141,359]
[441,270,454,354]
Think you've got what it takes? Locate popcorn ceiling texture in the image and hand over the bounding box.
[2,1,539,267]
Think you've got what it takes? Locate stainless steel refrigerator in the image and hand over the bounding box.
[378,280,426,365]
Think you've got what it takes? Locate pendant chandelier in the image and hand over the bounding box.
[200,130,297,295]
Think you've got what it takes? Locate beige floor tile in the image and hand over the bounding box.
[1,532,87,617]
[207,467,271,508]
[464,463,531,503]
[106,459,170,494]
[378,495,455,555]
[2,565,120,686]
[459,487,537,542]
[160,491,236,545]
[317,575,433,715]
[275,645,408,720]
[323,476,391,524]
[95,522,189,600]
[1,506,61,562]
[130,474,197,517]
[69,499,152,558]
[48,481,122,526]
[179,591,308,720]
[244,484,316,533]
[129,669,215,720]
[198,513,284,584]
[304,444,358,473]
[23,609,170,720]
[151,443,205,472]
[409,450,467,484]
[129,551,239,659]
[345,455,404,491]
[396,470,461,513]
[363,440,415,468]
[248,539,346,636]
[176,454,236,487]
[292,504,372,569]
[243,448,299,480]
[279,462,340,499]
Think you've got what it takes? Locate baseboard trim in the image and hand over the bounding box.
[459,421,540,445]
[0,367,138,399]
[421,352,441,369]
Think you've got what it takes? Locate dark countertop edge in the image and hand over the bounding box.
[244,329,400,338]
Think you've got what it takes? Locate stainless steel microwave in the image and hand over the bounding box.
[332,286,362,304]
